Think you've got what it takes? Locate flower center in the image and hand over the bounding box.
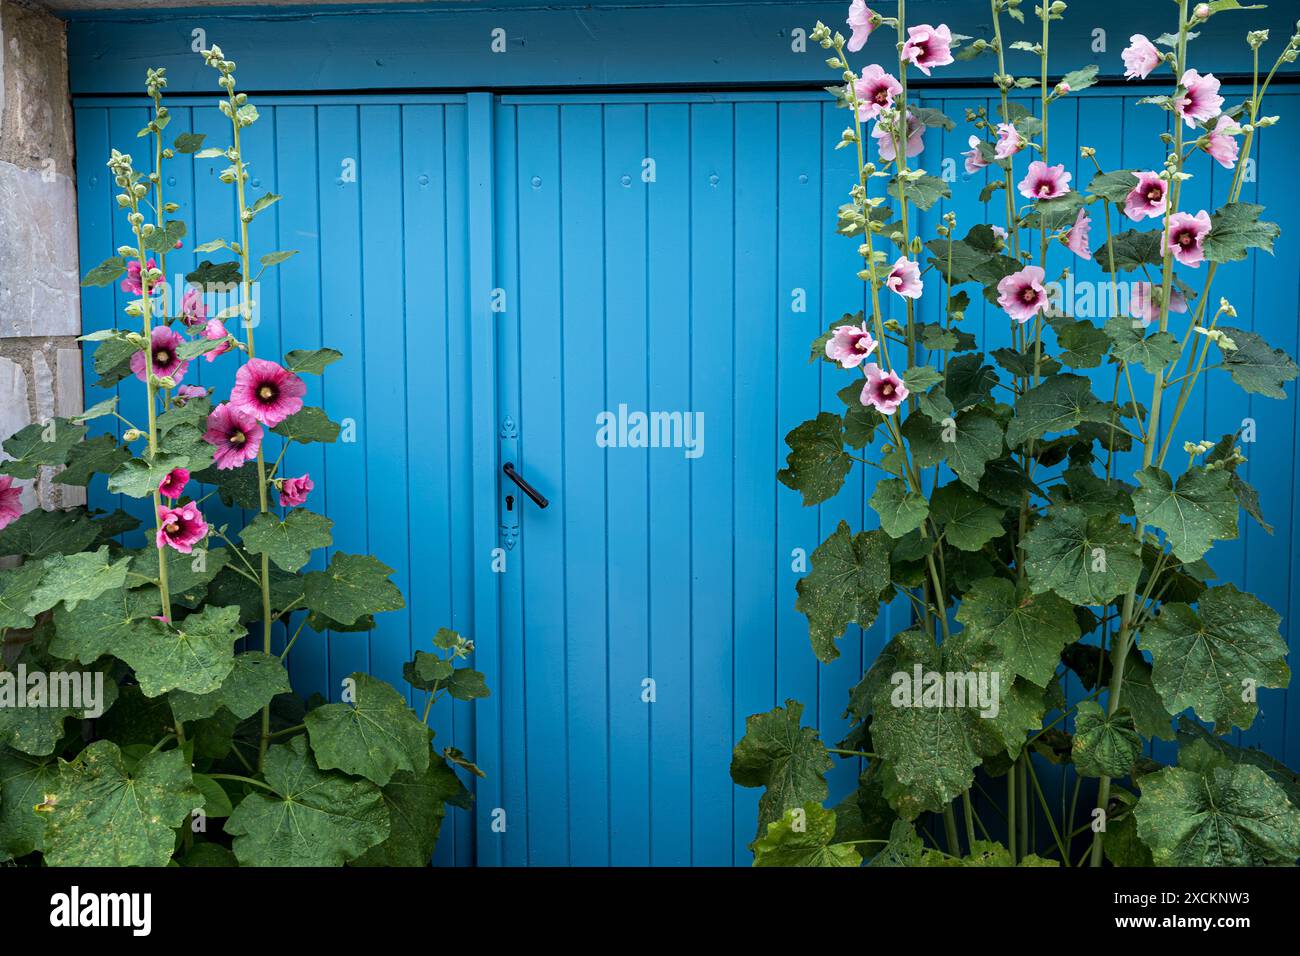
[880,383,894,397]
[155,350,170,365]
[229,431,245,445]
[874,89,889,105]
[1178,231,1194,247]
[1021,287,1038,304]
[855,339,870,352]
[1147,187,1163,203]
[258,384,276,401]
[164,520,179,534]
[1038,183,1052,196]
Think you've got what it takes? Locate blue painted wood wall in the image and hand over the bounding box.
[67,2,1300,866]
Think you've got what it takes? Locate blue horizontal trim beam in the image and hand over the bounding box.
[68,1,1300,95]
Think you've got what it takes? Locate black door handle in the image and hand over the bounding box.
[502,462,549,509]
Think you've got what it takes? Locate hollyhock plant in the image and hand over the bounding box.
[1064,208,1092,258]
[279,474,315,508]
[130,325,190,385]
[1130,282,1190,325]
[846,0,875,53]
[0,475,21,530]
[825,323,878,368]
[995,122,1023,160]
[203,318,234,361]
[886,257,923,299]
[1175,69,1224,127]
[873,111,925,161]
[156,502,208,554]
[230,357,306,427]
[203,401,263,470]
[158,466,190,499]
[1164,210,1212,267]
[997,265,1049,322]
[1017,161,1071,200]
[1124,171,1168,222]
[1204,114,1241,168]
[860,363,909,415]
[1122,34,1161,80]
[962,135,989,174]
[900,23,953,76]
[854,64,901,121]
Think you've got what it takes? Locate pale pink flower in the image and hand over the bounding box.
[156,502,207,554]
[901,24,954,76]
[1130,282,1189,326]
[278,474,314,508]
[846,0,876,53]
[180,289,208,328]
[159,466,190,500]
[997,265,1048,323]
[203,402,263,470]
[860,363,909,415]
[120,258,163,296]
[1204,115,1241,169]
[1017,161,1071,200]
[0,476,22,530]
[1175,69,1223,128]
[1164,210,1212,267]
[230,357,306,427]
[175,385,208,404]
[886,257,923,299]
[1124,171,1168,222]
[962,135,989,174]
[873,111,925,161]
[825,323,878,368]
[130,326,190,385]
[1064,208,1092,258]
[202,318,233,362]
[991,225,1008,242]
[995,122,1023,160]
[1122,35,1161,81]
[854,64,902,121]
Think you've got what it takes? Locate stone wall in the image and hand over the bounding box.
[0,0,84,516]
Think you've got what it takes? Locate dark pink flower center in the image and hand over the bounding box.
[1177,231,1194,247]
[258,384,277,402]
[229,431,245,445]
[1146,187,1163,203]
[874,88,889,105]
[1021,287,1038,304]
[880,382,894,397]
[155,349,171,365]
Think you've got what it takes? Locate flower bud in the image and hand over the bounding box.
[1194,3,1210,19]
[122,428,144,443]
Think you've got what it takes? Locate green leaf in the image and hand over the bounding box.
[284,348,343,375]
[1123,655,1177,741]
[944,352,998,409]
[1059,63,1099,94]
[1176,717,1300,810]
[143,220,186,254]
[794,521,891,663]
[1216,327,1299,399]
[947,407,1006,490]
[114,604,244,698]
[1087,169,1139,204]
[304,673,431,786]
[929,482,1004,552]
[1203,202,1280,263]
[0,561,48,628]
[259,249,298,269]
[403,652,489,701]
[890,172,950,211]
[352,756,469,866]
[173,131,206,154]
[1022,505,1142,606]
[56,434,132,487]
[225,736,389,866]
[1050,317,1110,369]
[730,701,833,843]
[303,552,405,627]
[1005,374,1109,448]
[240,508,333,573]
[0,419,88,479]
[250,192,282,216]
[169,651,292,723]
[26,546,132,612]
[271,406,341,444]
[1093,229,1163,272]
[777,412,850,507]
[1140,584,1289,733]
[191,462,264,510]
[129,546,231,609]
[107,453,190,498]
[1132,466,1237,562]
[870,478,929,538]
[867,819,927,867]
[0,750,57,860]
[0,507,99,560]
[956,577,1079,687]
[81,256,127,287]
[1072,702,1141,777]
[752,803,861,867]
[43,741,199,867]
[50,586,163,663]
[1103,315,1181,374]
[186,259,241,288]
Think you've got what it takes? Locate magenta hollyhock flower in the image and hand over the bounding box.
[175,384,208,404]
[860,363,909,415]
[130,326,190,385]
[180,289,208,328]
[230,358,306,427]
[901,24,953,76]
[1064,208,1092,258]
[1175,69,1223,128]
[1164,210,1212,267]
[156,502,207,555]
[1017,161,1071,200]
[1124,171,1168,222]
[886,257,923,299]
[1204,114,1241,169]
[997,265,1048,323]
[202,318,233,362]
[203,402,263,470]
[846,0,876,53]
[854,64,902,121]
[120,258,164,296]
[1122,35,1161,81]
[159,466,190,500]
[0,475,22,530]
[873,111,925,161]
[1130,282,1189,326]
[994,122,1023,160]
[962,135,989,174]
[825,322,878,368]
[278,474,315,508]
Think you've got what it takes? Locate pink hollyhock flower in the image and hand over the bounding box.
[1122,35,1161,81]
[202,318,233,362]
[873,111,925,161]
[991,225,1008,242]
[1017,161,1071,200]
[997,265,1048,323]
[130,325,190,385]
[1175,69,1223,128]
[886,257,923,299]
[1124,171,1168,222]
[203,402,263,470]
[120,258,164,296]
[156,502,207,554]
[1204,114,1241,169]
[0,475,22,530]
[1130,282,1189,326]
[995,122,1023,160]
[825,322,878,368]
[278,474,314,508]
[180,289,208,328]
[159,466,190,500]
[230,357,306,427]
[1164,210,1212,267]
[176,384,208,404]
[860,363,909,415]
[962,135,989,174]
[846,0,876,53]
[1064,208,1092,258]
[854,64,902,121]
[901,24,953,76]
